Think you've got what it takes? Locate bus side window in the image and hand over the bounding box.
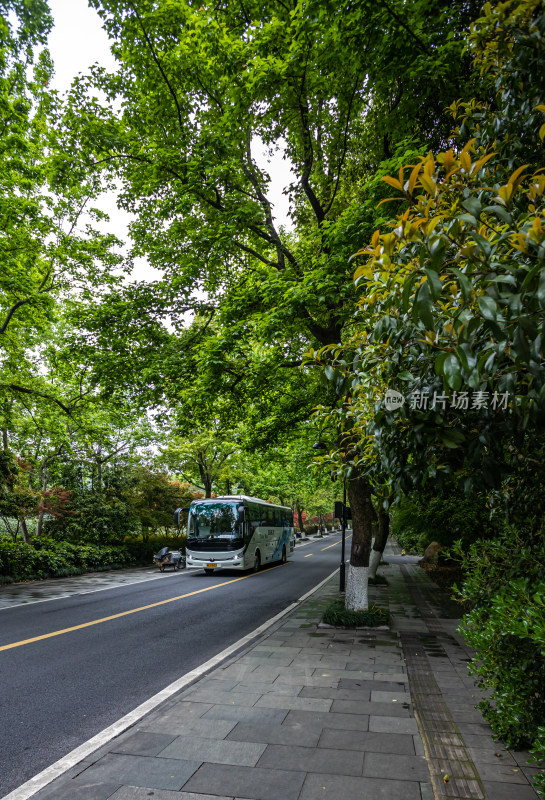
[249,502,261,530]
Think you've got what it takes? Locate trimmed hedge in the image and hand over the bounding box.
[0,535,187,583]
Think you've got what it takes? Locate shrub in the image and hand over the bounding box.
[322,598,390,628]
[392,488,498,555]
[0,536,158,582]
[455,531,545,796]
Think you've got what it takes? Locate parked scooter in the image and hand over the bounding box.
[153,546,186,572]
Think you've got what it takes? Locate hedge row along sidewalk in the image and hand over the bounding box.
[18,542,543,800]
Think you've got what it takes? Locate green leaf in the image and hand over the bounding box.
[424,268,443,300]
[443,354,463,390]
[415,281,434,329]
[478,295,498,321]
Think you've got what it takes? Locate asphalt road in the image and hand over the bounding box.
[0,534,346,797]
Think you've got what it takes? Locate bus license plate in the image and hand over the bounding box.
[206,562,217,568]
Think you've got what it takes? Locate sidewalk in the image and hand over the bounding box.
[18,542,543,800]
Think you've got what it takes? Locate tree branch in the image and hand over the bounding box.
[0,384,73,414]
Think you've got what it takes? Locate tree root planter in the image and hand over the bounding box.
[319,598,390,629]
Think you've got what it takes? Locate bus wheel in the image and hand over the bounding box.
[281,546,287,564]
[253,551,261,572]
[204,568,214,576]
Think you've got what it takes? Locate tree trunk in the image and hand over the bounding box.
[21,517,31,544]
[296,503,304,532]
[36,506,45,538]
[345,470,374,610]
[2,427,8,450]
[369,508,390,580]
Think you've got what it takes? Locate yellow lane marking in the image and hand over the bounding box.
[0,564,287,653]
[304,554,313,558]
[321,534,353,552]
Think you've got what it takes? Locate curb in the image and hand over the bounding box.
[1,566,340,800]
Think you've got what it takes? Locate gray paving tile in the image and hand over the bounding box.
[230,670,284,683]
[331,700,410,716]
[468,748,516,766]
[143,701,213,726]
[472,761,533,783]
[215,665,257,679]
[298,772,422,800]
[338,679,407,691]
[257,743,363,775]
[419,781,435,800]
[255,646,301,655]
[238,654,294,666]
[78,754,201,791]
[511,750,535,766]
[318,728,415,755]
[369,715,419,734]
[36,780,120,800]
[228,721,322,747]
[372,669,407,678]
[370,690,411,703]
[347,655,404,666]
[184,689,262,706]
[201,679,241,691]
[158,735,266,766]
[110,789,234,800]
[141,715,236,739]
[234,681,302,695]
[284,709,369,732]
[255,694,332,712]
[482,781,540,799]
[273,674,341,687]
[311,668,380,679]
[363,753,430,782]
[111,731,177,756]
[201,705,288,724]
[251,665,315,677]
[295,656,351,668]
[299,686,371,701]
[182,762,305,800]
[450,709,488,723]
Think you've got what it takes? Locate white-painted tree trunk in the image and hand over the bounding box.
[345,564,369,610]
[368,548,381,580]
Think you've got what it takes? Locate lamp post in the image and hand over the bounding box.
[314,440,348,594]
[340,479,347,592]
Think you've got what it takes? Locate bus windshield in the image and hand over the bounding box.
[188,502,240,540]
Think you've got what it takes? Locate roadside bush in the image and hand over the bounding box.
[392,488,498,554]
[0,537,152,582]
[455,531,545,796]
[304,524,319,535]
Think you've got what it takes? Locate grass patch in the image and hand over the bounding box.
[322,598,390,628]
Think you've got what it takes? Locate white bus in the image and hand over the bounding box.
[176,495,295,575]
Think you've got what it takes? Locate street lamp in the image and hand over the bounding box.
[313,440,348,593]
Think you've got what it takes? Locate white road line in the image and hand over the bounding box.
[0,567,338,800]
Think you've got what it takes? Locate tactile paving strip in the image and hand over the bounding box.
[400,632,487,799]
[398,564,489,800]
